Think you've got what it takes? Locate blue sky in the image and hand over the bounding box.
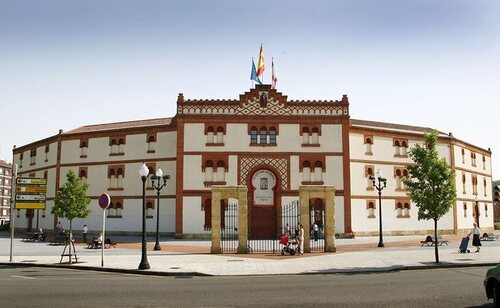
[1,0,499,178]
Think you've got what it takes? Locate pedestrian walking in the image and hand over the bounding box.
[298,223,304,255]
[82,224,88,243]
[56,221,62,234]
[468,222,482,252]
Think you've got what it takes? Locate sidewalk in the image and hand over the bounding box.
[1,234,499,276]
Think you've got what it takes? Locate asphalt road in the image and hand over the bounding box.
[0,265,494,307]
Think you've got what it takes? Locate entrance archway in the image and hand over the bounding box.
[249,168,279,240]
[299,185,336,253]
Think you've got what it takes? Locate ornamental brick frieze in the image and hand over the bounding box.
[239,156,288,191]
[177,85,349,117]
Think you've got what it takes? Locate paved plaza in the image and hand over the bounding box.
[1,232,499,276]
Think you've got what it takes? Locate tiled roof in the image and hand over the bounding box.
[63,117,173,135]
[350,119,448,136]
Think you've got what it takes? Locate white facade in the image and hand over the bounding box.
[11,86,494,237]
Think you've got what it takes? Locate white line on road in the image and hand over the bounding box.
[11,275,36,280]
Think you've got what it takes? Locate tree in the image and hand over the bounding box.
[403,131,456,263]
[52,170,91,263]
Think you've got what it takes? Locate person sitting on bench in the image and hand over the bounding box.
[91,233,103,249]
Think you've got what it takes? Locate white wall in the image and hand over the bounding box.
[182,196,207,234]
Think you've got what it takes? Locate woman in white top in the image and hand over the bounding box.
[469,222,481,252]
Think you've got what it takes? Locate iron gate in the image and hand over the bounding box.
[220,202,238,253]
[310,205,326,252]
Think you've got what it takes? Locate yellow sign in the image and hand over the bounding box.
[16,177,47,210]
[17,178,47,185]
[16,202,46,209]
[16,186,46,193]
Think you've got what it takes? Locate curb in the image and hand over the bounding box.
[0,262,212,277]
[1,261,497,277]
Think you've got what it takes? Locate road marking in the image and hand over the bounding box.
[11,275,36,280]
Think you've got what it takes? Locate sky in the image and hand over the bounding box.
[1,0,499,178]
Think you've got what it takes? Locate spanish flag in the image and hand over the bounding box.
[257,44,265,78]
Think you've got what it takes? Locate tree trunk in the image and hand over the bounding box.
[69,220,72,264]
[434,218,439,263]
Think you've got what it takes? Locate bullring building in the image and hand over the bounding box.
[12,85,495,237]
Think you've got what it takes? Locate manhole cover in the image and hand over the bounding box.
[169,267,180,269]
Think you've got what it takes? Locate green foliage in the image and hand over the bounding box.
[52,170,91,221]
[403,131,456,222]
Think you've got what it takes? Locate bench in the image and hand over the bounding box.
[480,233,500,241]
[420,235,448,246]
[420,235,433,246]
[50,235,69,246]
[22,232,46,242]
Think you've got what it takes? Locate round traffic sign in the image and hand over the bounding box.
[98,193,111,209]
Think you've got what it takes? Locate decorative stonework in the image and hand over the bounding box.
[240,156,288,191]
[177,85,349,117]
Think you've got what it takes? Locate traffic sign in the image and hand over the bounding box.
[98,193,111,209]
[15,177,47,210]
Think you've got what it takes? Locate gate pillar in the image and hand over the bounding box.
[211,185,248,254]
[299,185,336,253]
[237,187,249,254]
[210,189,223,254]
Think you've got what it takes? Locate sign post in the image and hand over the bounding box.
[98,193,111,267]
[9,164,18,262]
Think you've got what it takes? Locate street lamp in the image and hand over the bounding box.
[150,168,170,251]
[370,169,387,248]
[138,163,150,270]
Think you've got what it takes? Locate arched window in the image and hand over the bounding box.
[117,168,124,189]
[396,202,403,217]
[108,168,116,189]
[206,126,215,144]
[302,127,310,144]
[146,201,154,217]
[250,127,258,144]
[110,139,118,154]
[302,161,311,182]
[367,200,376,218]
[364,136,373,155]
[313,161,323,182]
[394,140,401,156]
[311,127,320,144]
[403,202,411,217]
[260,127,267,144]
[204,160,214,182]
[401,140,408,156]
[216,126,224,143]
[269,127,277,144]
[216,160,225,182]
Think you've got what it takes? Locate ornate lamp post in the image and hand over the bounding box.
[370,169,387,248]
[138,163,150,270]
[150,168,170,251]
